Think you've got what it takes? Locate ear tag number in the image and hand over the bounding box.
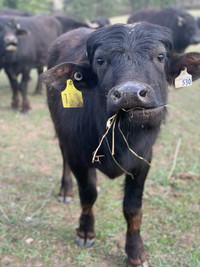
[61,79,84,108]
[175,68,192,88]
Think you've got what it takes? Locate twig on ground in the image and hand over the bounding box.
[168,137,182,180]
[0,206,10,223]
[26,186,55,220]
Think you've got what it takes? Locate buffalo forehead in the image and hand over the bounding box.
[92,23,170,48]
[93,34,166,57]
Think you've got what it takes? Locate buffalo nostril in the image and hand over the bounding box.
[139,88,147,97]
[112,90,121,100]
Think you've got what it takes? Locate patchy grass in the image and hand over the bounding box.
[0,43,200,267]
[189,9,200,17]
[110,15,128,24]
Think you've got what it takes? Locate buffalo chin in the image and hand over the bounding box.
[120,106,167,128]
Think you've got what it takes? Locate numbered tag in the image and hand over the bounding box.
[61,79,84,108]
[175,68,192,88]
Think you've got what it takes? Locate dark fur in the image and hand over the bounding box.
[42,23,200,266]
[91,17,110,27]
[0,7,32,16]
[197,17,200,28]
[48,27,93,68]
[54,15,101,34]
[0,14,62,112]
[128,7,200,53]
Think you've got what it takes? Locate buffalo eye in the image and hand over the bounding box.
[74,72,83,81]
[157,53,166,63]
[96,58,104,66]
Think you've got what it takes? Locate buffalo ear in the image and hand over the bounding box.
[167,52,200,85]
[40,62,97,91]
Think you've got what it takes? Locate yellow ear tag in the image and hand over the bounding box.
[61,79,84,108]
[175,68,192,88]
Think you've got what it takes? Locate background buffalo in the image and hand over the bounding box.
[127,7,200,53]
[0,12,107,112]
[0,14,62,112]
[0,7,32,16]
[54,15,107,33]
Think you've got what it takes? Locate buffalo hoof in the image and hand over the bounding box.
[57,195,73,204]
[21,105,31,114]
[97,186,101,194]
[21,100,31,114]
[76,236,95,248]
[127,259,149,267]
[32,90,42,95]
[21,109,31,115]
[11,100,19,109]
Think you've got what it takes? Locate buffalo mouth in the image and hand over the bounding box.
[119,105,167,126]
[5,42,18,51]
[122,105,166,117]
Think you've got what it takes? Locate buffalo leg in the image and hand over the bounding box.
[73,167,98,248]
[123,165,150,267]
[5,69,19,109]
[58,144,73,203]
[34,67,43,94]
[58,144,100,203]
[20,69,31,113]
[58,161,73,204]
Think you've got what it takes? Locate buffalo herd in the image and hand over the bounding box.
[1,6,200,267]
[0,9,106,112]
[0,7,199,113]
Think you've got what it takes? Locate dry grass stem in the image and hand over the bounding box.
[92,110,151,175]
[92,114,117,163]
[105,137,134,178]
[0,206,10,223]
[117,120,151,166]
[168,137,182,180]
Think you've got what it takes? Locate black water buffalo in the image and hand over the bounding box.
[54,15,101,34]
[0,7,32,16]
[127,7,200,53]
[41,23,200,266]
[91,17,110,27]
[0,14,62,112]
[197,17,200,29]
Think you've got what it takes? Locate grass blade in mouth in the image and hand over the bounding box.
[92,112,151,173]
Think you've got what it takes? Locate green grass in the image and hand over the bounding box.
[0,45,200,266]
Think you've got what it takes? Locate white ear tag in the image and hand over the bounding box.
[175,68,192,88]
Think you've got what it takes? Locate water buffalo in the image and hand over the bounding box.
[197,17,200,29]
[41,23,200,266]
[127,7,200,53]
[0,7,32,16]
[0,14,62,112]
[91,17,110,27]
[54,15,101,34]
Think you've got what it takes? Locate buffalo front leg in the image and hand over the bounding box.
[58,144,73,204]
[34,67,43,94]
[20,69,31,113]
[73,167,98,248]
[5,69,19,109]
[123,166,150,267]
[58,160,73,204]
